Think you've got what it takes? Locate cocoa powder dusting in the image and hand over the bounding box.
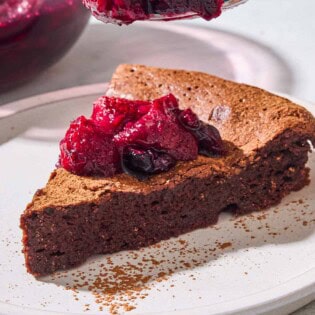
[54,235,235,314]
[218,242,232,250]
[50,197,314,314]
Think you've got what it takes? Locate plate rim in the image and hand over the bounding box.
[0,84,314,315]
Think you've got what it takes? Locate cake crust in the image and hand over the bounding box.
[107,64,315,153]
[21,65,315,276]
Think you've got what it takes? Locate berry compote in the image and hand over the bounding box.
[0,0,90,91]
[59,93,226,180]
[82,0,224,25]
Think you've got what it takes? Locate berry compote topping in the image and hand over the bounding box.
[82,0,224,25]
[59,93,225,180]
[122,145,176,180]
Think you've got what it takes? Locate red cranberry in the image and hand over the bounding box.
[59,116,120,176]
[122,145,176,180]
[114,94,198,161]
[91,96,150,133]
[179,108,200,130]
[82,0,147,24]
[153,93,181,120]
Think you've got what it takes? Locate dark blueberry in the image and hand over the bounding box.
[194,123,225,157]
[179,108,225,157]
[122,145,176,180]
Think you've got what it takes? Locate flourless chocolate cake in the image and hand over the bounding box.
[20,64,315,276]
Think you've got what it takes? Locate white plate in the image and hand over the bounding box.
[0,23,293,106]
[0,85,314,315]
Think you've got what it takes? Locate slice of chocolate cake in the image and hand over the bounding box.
[20,65,315,276]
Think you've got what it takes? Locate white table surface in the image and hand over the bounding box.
[0,0,314,313]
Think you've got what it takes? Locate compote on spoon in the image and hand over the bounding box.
[83,0,248,25]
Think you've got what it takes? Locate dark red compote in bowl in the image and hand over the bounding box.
[59,93,226,180]
[0,0,90,91]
